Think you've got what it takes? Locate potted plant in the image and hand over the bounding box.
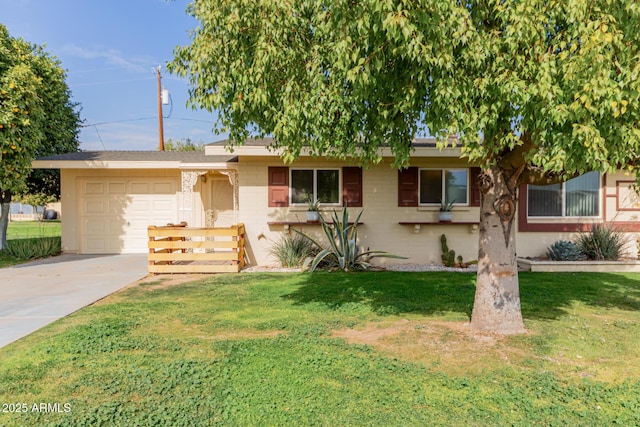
[306,198,320,222]
[439,198,455,223]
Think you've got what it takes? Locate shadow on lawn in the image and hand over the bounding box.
[283,272,476,318]
[282,271,640,321]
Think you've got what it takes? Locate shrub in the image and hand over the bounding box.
[576,224,628,261]
[546,240,586,261]
[295,207,405,271]
[269,233,316,267]
[5,237,61,260]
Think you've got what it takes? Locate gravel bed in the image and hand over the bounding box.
[242,264,477,273]
[385,263,477,272]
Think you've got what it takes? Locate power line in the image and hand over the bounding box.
[93,126,107,150]
[81,117,156,127]
[81,116,213,128]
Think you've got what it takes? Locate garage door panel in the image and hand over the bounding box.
[108,182,127,194]
[84,182,105,194]
[152,199,173,211]
[129,198,152,212]
[130,182,150,193]
[84,199,107,215]
[83,218,107,234]
[80,178,178,254]
[153,182,174,193]
[83,238,107,252]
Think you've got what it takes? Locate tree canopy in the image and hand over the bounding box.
[0,24,81,249]
[164,137,205,151]
[170,0,640,333]
[169,0,639,172]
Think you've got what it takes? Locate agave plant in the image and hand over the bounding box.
[295,207,405,271]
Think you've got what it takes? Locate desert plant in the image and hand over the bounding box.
[439,198,456,212]
[5,237,61,260]
[296,207,405,271]
[269,233,316,268]
[440,234,456,267]
[576,223,628,261]
[546,240,587,261]
[306,197,320,212]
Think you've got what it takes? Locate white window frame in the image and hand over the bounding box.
[290,168,342,206]
[526,172,602,219]
[418,168,469,207]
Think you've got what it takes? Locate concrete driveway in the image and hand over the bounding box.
[0,254,149,348]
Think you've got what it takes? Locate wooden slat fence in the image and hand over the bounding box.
[148,222,245,273]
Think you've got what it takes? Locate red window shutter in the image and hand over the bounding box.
[470,167,482,207]
[268,166,289,207]
[398,167,418,207]
[342,167,363,207]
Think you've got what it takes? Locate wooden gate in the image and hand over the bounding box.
[148,222,245,273]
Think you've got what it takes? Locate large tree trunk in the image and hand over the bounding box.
[470,164,526,335]
[0,189,11,251]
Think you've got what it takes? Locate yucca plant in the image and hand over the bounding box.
[576,223,628,261]
[295,207,405,271]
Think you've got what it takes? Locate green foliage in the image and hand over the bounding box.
[546,240,587,261]
[269,233,316,268]
[13,192,57,209]
[306,196,320,212]
[164,137,204,151]
[440,234,456,267]
[296,207,404,271]
[5,236,61,259]
[169,1,640,173]
[439,198,455,212]
[0,24,80,196]
[577,224,628,261]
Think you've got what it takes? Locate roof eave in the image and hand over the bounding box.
[31,160,238,170]
[205,145,463,158]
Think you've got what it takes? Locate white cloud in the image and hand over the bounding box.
[62,43,156,74]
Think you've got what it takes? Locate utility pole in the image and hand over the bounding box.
[156,66,165,151]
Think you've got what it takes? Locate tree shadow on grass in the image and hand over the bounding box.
[520,272,640,320]
[282,271,640,321]
[283,271,477,318]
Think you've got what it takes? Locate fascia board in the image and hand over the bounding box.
[31,160,183,169]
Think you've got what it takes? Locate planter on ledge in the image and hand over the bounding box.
[438,211,453,223]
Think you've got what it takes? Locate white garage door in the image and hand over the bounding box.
[80,179,178,254]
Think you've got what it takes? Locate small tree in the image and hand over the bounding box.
[0,24,80,250]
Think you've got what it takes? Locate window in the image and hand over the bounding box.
[419,169,468,205]
[291,169,340,204]
[527,171,600,217]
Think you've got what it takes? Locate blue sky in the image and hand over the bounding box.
[2,0,223,151]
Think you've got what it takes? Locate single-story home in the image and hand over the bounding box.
[33,138,640,266]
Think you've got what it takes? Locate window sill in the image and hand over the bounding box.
[416,206,472,212]
[268,221,363,231]
[398,221,479,234]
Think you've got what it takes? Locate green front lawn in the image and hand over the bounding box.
[0,271,639,426]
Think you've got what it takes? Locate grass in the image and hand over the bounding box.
[0,221,61,267]
[6,220,61,239]
[0,271,639,426]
